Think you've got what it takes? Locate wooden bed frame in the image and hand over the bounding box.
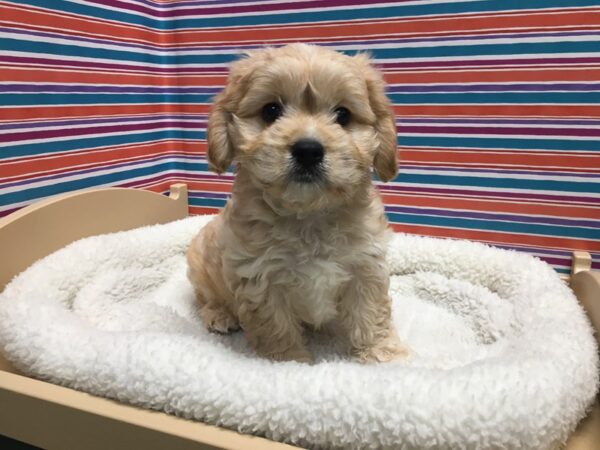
[0,184,598,450]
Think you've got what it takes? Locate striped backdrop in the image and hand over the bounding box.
[1,0,599,275]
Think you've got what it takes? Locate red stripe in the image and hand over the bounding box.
[389,223,600,252]
[380,193,600,220]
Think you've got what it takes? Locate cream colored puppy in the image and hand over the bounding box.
[187,44,408,363]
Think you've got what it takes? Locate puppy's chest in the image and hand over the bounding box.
[231,223,357,326]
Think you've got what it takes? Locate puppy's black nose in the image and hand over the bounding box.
[291,139,324,168]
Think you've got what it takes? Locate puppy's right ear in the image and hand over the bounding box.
[207,89,235,174]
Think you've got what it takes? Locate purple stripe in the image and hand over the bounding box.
[82,0,415,17]
[0,115,206,131]
[379,185,600,205]
[493,245,571,256]
[0,121,201,143]
[324,30,600,48]
[0,84,220,94]
[388,83,600,93]
[401,125,600,138]
[398,118,600,126]
[384,205,600,228]
[402,165,600,178]
[127,0,369,9]
[189,192,230,199]
[379,57,600,69]
[0,56,226,74]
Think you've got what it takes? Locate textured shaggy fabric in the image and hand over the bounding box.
[0,215,598,449]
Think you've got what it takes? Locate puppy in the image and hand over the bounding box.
[187,44,408,363]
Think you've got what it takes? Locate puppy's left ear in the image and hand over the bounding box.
[355,54,399,182]
[207,88,235,174]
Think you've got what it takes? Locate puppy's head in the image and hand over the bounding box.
[207,44,398,213]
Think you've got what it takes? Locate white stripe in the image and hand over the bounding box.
[386,205,599,228]
[0,117,203,135]
[401,167,598,182]
[388,181,600,199]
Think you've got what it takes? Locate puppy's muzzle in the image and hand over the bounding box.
[290,138,324,182]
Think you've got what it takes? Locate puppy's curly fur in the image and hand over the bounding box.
[187,44,408,363]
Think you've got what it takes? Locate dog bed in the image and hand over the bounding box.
[0,215,597,450]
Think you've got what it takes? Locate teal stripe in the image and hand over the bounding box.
[399,136,600,152]
[0,161,204,206]
[8,0,600,30]
[0,93,212,106]
[1,130,206,159]
[189,197,228,208]
[4,91,598,106]
[2,36,599,66]
[389,92,600,104]
[0,38,234,66]
[394,173,599,193]
[386,212,600,240]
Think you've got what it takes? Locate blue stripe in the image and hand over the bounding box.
[3,36,599,66]
[386,212,600,240]
[9,0,600,30]
[0,93,212,106]
[394,173,599,193]
[1,130,206,159]
[0,161,204,206]
[399,136,600,151]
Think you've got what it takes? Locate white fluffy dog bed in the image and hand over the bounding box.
[0,215,598,449]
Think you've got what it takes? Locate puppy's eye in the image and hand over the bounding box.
[261,102,283,124]
[334,107,351,127]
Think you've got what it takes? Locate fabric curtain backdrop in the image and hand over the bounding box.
[0,0,599,275]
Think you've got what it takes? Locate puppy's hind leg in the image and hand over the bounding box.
[187,227,239,334]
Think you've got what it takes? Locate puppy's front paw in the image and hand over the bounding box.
[200,306,240,333]
[266,347,314,364]
[354,335,410,363]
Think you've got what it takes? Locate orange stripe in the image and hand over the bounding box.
[389,223,600,252]
[189,206,221,215]
[5,67,600,86]
[0,104,210,121]
[0,141,204,178]
[399,149,600,170]
[187,181,233,194]
[380,193,600,220]
[394,105,600,117]
[0,68,226,86]
[384,69,600,84]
